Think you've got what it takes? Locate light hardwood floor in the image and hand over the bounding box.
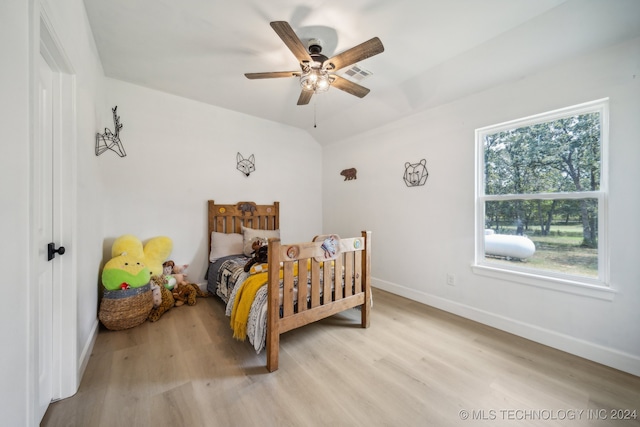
[42,289,640,427]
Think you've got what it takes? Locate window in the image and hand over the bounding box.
[474,99,609,293]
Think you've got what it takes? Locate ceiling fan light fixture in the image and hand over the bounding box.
[300,67,330,93]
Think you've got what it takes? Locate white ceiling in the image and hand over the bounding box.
[83,0,640,145]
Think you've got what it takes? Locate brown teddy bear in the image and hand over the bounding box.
[172,282,210,306]
[163,260,210,306]
[172,282,197,306]
[148,275,175,322]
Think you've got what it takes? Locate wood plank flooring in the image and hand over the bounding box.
[42,289,640,426]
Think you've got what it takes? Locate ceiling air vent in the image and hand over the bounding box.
[340,64,373,83]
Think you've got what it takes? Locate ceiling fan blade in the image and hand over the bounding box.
[330,76,371,98]
[270,21,313,63]
[245,71,300,79]
[297,90,313,105]
[323,37,384,71]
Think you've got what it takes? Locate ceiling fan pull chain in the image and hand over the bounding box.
[314,95,318,128]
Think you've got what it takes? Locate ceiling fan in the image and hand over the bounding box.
[245,21,384,105]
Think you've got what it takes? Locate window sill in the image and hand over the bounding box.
[472,264,615,301]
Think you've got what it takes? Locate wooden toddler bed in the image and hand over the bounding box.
[206,200,371,372]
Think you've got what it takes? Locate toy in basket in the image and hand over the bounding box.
[98,235,172,330]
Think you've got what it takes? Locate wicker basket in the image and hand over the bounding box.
[99,283,153,331]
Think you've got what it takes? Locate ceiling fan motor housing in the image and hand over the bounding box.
[307,38,323,53]
[307,38,328,66]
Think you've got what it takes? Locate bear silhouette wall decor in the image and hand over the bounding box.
[340,168,357,181]
[403,159,429,187]
[236,153,255,177]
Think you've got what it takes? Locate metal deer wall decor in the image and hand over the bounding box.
[96,106,126,157]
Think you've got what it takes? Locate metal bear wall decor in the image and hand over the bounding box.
[403,159,429,187]
[236,152,255,177]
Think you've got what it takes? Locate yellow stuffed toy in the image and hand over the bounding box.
[101,252,150,291]
[111,234,173,278]
[142,237,173,277]
[102,235,173,291]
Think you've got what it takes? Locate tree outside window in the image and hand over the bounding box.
[476,99,608,285]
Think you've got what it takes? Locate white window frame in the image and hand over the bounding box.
[473,99,613,300]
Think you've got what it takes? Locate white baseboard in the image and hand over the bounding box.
[196,282,208,293]
[77,319,99,386]
[372,278,640,377]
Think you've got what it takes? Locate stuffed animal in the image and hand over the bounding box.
[172,282,210,306]
[172,263,191,287]
[244,239,268,272]
[101,253,150,291]
[111,234,173,278]
[148,275,175,322]
[102,235,172,291]
[172,263,188,276]
[162,261,178,289]
[172,282,197,307]
[150,276,163,307]
[163,261,210,306]
[163,260,190,289]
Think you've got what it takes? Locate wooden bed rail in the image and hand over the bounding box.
[266,230,372,372]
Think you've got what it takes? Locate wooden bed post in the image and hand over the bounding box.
[266,237,281,372]
[361,230,372,328]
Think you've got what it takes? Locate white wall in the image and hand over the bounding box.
[323,36,640,375]
[0,0,106,425]
[1,1,33,424]
[101,78,323,282]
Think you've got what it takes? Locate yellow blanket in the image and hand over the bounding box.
[230,271,270,340]
[230,262,300,340]
[231,260,311,341]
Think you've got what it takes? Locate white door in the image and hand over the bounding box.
[35,51,55,422]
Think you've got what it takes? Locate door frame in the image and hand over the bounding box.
[29,3,78,422]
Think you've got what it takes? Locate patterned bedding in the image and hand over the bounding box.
[206,254,328,354]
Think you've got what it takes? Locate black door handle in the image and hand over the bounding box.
[47,242,66,261]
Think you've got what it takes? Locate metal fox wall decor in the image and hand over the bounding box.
[237,152,255,177]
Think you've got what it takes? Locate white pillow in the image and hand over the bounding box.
[209,232,244,262]
[242,226,280,256]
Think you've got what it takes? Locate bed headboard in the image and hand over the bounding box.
[208,200,280,250]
